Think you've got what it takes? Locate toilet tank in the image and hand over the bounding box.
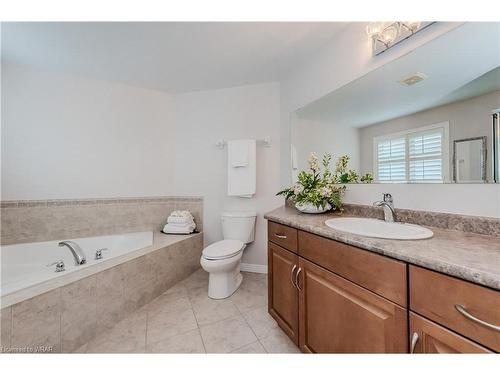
[221,211,257,244]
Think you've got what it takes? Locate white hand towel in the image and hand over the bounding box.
[227,139,256,198]
[228,140,249,167]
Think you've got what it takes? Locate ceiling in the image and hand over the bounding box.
[1,22,349,93]
[296,22,500,128]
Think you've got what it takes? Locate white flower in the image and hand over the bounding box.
[308,152,320,172]
[293,183,304,195]
[319,186,331,197]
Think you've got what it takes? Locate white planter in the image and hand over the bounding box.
[295,202,333,214]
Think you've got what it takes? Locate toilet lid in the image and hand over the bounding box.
[202,240,245,260]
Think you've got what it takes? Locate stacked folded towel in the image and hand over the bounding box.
[163,210,196,234]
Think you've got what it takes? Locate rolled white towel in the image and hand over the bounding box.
[167,216,194,225]
[167,221,195,227]
[170,210,194,219]
[163,223,195,234]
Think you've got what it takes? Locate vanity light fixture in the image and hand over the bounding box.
[366,22,434,56]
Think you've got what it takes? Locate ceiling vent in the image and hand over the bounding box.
[399,72,428,86]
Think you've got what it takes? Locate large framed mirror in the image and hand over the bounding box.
[290,23,500,185]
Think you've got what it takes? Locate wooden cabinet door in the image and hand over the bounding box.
[298,257,407,353]
[268,241,299,345]
[409,312,492,353]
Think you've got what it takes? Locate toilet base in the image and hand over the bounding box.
[207,263,243,299]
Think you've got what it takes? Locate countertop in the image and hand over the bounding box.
[265,206,500,290]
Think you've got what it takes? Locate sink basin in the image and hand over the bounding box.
[324,218,433,240]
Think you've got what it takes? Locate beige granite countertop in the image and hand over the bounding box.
[265,206,500,290]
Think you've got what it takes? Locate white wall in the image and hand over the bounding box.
[172,82,282,266]
[1,63,176,199]
[291,115,360,176]
[359,91,500,181]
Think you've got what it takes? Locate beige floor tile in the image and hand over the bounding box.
[147,308,198,344]
[259,327,300,354]
[243,306,278,339]
[231,340,267,353]
[229,281,267,313]
[191,299,240,326]
[147,329,205,353]
[199,315,257,353]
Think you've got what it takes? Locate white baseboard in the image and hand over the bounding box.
[241,263,268,274]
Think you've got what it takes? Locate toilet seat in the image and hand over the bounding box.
[202,240,245,260]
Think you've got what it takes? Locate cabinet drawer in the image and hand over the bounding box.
[410,266,500,352]
[298,230,407,306]
[409,313,491,353]
[268,222,298,253]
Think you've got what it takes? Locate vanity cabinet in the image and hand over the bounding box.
[268,241,299,344]
[409,313,491,353]
[268,222,408,353]
[268,221,500,354]
[298,257,407,353]
[410,265,500,352]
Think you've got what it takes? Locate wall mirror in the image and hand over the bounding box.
[453,137,487,183]
[290,23,500,184]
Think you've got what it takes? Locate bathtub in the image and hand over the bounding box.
[1,231,153,298]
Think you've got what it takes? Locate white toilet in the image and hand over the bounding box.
[200,211,257,299]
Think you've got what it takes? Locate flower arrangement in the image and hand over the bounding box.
[277,152,372,212]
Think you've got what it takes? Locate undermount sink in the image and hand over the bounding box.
[324,217,433,240]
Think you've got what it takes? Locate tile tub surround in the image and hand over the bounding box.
[0,233,203,353]
[265,205,500,290]
[0,196,203,245]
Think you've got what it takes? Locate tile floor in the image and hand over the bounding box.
[75,269,300,353]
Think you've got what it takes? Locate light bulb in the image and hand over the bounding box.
[379,24,399,44]
[405,21,421,32]
[366,22,384,37]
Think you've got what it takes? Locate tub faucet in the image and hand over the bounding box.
[373,193,396,222]
[59,241,87,265]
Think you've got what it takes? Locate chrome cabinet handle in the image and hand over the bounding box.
[290,264,297,288]
[455,304,500,332]
[295,267,303,291]
[410,332,419,354]
[275,233,287,239]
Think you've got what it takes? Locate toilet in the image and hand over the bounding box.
[200,211,257,299]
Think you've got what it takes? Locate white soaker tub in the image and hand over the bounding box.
[1,231,153,298]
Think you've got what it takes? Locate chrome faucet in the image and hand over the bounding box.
[59,241,86,265]
[373,193,396,222]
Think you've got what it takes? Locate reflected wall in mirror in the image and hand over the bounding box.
[290,23,500,184]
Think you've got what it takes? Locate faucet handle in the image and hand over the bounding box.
[383,193,393,203]
[46,260,65,272]
[95,248,108,260]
